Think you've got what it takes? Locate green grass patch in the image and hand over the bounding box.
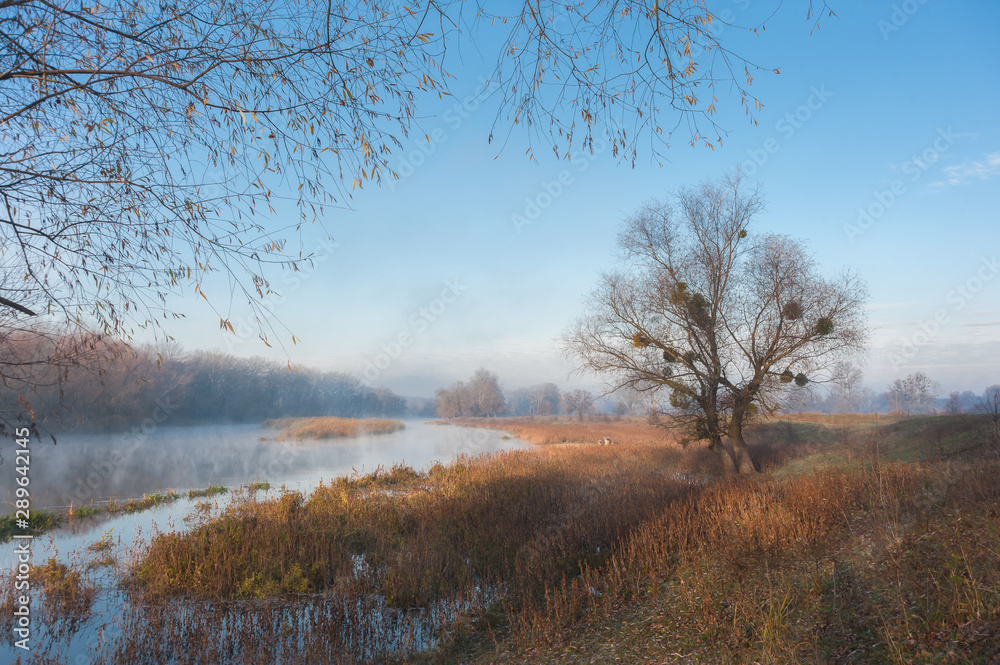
[247,481,270,492]
[0,509,63,542]
[107,490,179,515]
[69,502,103,519]
[187,485,229,499]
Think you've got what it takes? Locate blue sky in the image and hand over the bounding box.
[155,1,1000,398]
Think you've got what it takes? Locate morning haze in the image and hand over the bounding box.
[1,1,998,662]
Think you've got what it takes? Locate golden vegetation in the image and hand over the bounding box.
[132,446,704,603]
[262,416,405,440]
[18,414,1000,663]
[447,416,681,446]
[36,558,96,619]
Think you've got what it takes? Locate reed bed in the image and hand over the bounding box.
[263,416,406,440]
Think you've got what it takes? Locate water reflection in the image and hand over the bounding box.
[0,420,526,514]
[0,421,529,662]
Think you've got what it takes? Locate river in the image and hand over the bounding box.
[0,420,529,662]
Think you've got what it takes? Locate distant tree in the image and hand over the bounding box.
[505,388,532,416]
[830,363,865,413]
[405,397,439,418]
[977,385,1000,451]
[944,391,962,415]
[530,383,562,416]
[435,382,467,419]
[858,387,878,414]
[2,339,402,431]
[959,390,979,413]
[609,385,651,416]
[466,368,505,417]
[888,372,938,415]
[562,389,595,421]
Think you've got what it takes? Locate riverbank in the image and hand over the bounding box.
[5,415,998,663]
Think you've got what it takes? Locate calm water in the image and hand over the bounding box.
[1,420,526,516]
[0,421,529,662]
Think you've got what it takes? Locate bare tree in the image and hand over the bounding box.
[858,386,878,414]
[435,381,467,419]
[944,391,962,415]
[721,234,868,472]
[830,362,865,413]
[566,172,868,474]
[888,372,937,415]
[976,385,1000,452]
[561,389,595,421]
[466,368,505,417]
[565,172,764,471]
[529,383,561,416]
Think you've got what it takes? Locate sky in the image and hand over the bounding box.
[152,1,1000,398]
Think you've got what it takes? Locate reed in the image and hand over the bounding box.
[263,416,406,440]
[0,508,63,542]
[187,484,229,499]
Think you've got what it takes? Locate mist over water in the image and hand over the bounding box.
[0,421,530,662]
[0,420,527,515]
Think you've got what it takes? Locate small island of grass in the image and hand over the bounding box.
[261,416,405,441]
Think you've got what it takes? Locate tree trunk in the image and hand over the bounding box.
[728,412,758,475]
[708,436,736,475]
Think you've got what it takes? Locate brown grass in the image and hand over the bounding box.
[263,416,405,440]
[769,412,909,427]
[27,414,998,664]
[446,416,680,446]
[132,446,707,603]
[36,558,96,619]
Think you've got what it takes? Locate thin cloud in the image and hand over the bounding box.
[933,151,1000,187]
[962,320,1000,328]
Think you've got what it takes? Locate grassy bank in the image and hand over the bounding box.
[263,416,405,440]
[444,416,676,446]
[121,414,1000,663]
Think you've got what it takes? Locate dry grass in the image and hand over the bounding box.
[19,414,999,664]
[35,558,96,619]
[132,447,704,603]
[770,412,909,428]
[263,416,406,440]
[446,416,678,446]
[451,419,1000,665]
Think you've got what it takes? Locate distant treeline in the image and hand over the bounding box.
[1,333,404,433]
